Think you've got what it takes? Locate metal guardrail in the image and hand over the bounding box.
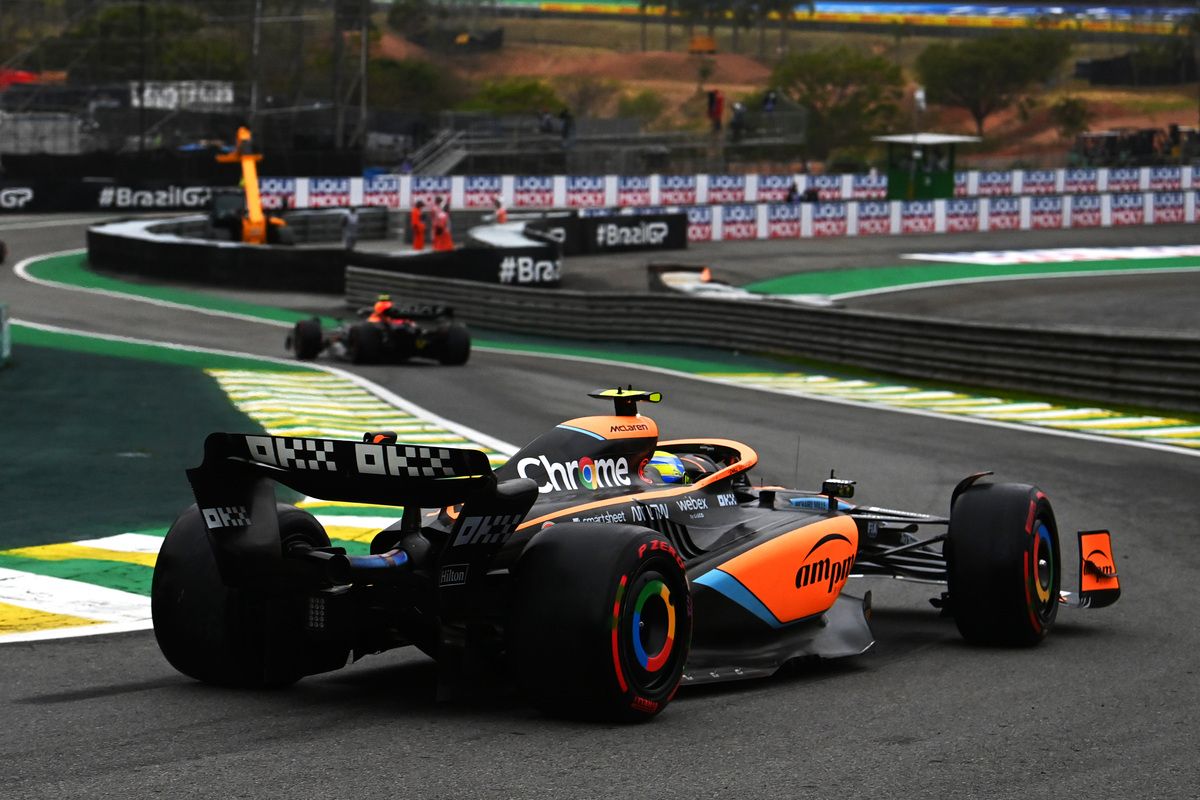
[345,267,1200,414]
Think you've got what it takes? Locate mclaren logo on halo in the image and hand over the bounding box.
[795,533,856,594]
[517,454,631,494]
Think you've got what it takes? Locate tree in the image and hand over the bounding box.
[915,31,1071,136]
[771,45,903,159]
[1049,95,1092,140]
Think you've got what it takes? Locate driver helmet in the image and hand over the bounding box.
[646,450,687,484]
[373,294,393,315]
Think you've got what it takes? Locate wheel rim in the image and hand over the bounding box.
[615,566,687,696]
[1029,518,1058,623]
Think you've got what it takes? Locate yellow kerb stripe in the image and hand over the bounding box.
[0,601,103,635]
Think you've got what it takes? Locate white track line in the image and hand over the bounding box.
[13,249,294,328]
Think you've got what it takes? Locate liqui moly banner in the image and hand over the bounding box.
[767,202,801,238]
[757,174,796,202]
[945,198,980,232]
[812,202,848,237]
[808,174,843,200]
[1149,167,1182,192]
[307,177,351,208]
[707,174,747,203]
[513,176,554,208]
[463,175,502,208]
[1153,191,1185,223]
[1069,194,1102,227]
[362,174,399,207]
[987,196,1021,229]
[566,175,606,207]
[720,204,758,240]
[258,177,295,211]
[1064,168,1099,194]
[1029,195,1063,229]
[1107,168,1141,193]
[852,172,888,199]
[954,171,970,197]
[1021,169,1058,195]
[687,205,712,241]
[977,170,1016,196]
[900,200,935,233]
[660,174,697,204]
[1111,192,1146,225]
[617,175,651,206]
[856,200,892,235]
[412,175,452,209]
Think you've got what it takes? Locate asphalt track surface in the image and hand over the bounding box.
[2,216,1199,799]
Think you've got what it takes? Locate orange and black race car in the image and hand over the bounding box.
[152,389,1120,720]
[286,300,470,365]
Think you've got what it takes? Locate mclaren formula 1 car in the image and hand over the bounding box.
[152,389,1120,720]
[287,302,470,365]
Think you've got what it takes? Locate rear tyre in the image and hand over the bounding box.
[151,504,345,687]
[509,523,692,721]
[291,318,323,360]
[437,323,471,366]
[347,322,383,364]
[947,482,1061,646]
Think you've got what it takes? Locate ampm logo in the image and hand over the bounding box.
[794,533,856,594]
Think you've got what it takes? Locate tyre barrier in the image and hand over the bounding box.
[345,267,1200,414]
[86,208,392,293]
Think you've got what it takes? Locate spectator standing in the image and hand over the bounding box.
[410,199,426,251]
[730,101,746,143]
[342,206,359,250]
[785,181,801,203]
[559,108,575,148]
[492,195,508,224]
[707,89,725,133]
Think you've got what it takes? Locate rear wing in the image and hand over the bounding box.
[188,433,496,520]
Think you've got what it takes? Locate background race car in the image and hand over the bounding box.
[287,299,470,365]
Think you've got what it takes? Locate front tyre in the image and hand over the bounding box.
[151,504,345,687]
[509,523,692,721]
[437,323,471,365]
[291,318,323,360]
[947,483,1061,646]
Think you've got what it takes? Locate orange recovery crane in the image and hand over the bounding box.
[214,126,290,244]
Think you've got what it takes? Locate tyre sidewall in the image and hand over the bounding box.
[509,523,692,720]
[948,483,1061,646]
